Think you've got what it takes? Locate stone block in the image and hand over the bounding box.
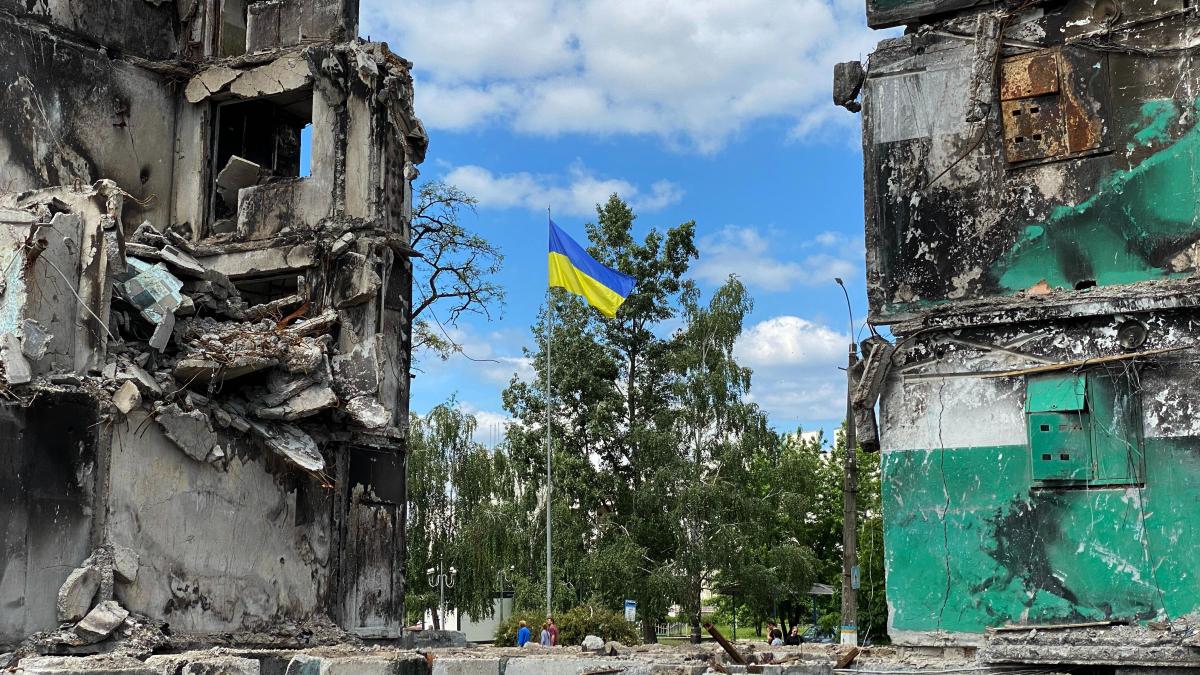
[431,659,499,675]
[74,600,130,643]
[185,657,261,675]
[17,656,155,675]
[57,566,100,622]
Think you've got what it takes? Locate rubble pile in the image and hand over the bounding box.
[0,182,395,480]
[982,616,1200,666]
[27,545,169,655]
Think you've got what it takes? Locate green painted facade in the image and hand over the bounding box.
[997,99,1200,293]
[882,437,1200,634]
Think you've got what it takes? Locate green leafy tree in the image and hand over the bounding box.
[405,401,517,627]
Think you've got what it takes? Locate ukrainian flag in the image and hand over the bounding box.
[548,219,635,318]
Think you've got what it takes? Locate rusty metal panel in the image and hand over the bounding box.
[1002,96,1066,163]
[1060,50,1107,155]
[1000,50,1061,101]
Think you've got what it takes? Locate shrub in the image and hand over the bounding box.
[557,605,640,646]
[492,605,641,647]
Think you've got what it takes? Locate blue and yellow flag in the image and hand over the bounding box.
[548,219,635,318]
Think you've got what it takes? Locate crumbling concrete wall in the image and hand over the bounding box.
[0,14,176,226]
[851,0,1200,648]
[0,0,424,651]
[0,393,99,645]
[107,410,333,632]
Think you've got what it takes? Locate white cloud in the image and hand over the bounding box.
[693,226,859,292]
[736,315,848,423]
[362,0,883,152]
[443,162,684,216]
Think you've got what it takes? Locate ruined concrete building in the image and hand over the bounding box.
[840,0,1200,651]
[0,0,426,649]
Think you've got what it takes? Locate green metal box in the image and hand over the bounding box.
[1025,371,1143,486]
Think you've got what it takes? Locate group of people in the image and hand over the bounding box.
[766,621,804,646]
[515,617,558,647]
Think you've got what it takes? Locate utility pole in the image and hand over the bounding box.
[835,278,858,647]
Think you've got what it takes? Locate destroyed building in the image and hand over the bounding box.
[0,0,426,648]
[840,0,1200,650]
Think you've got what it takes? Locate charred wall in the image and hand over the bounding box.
[0,393,99,646]
[0,13,176,226]
[862,1,1200,324]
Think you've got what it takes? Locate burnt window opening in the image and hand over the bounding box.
[209,90,313,234]
[234,273,301,307]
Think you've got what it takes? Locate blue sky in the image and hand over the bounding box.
[358,1,888,444]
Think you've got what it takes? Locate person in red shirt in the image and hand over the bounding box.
[546,616,559,646]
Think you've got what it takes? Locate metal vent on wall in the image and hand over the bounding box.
[1000,48,1107,165]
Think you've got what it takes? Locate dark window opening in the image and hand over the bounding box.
[1040,424,1051,432]
[1060,453,1071,460]
[209,90,313,233]
[220,0,248,57]
[1042,453,1052,461]
[234,273,301,307]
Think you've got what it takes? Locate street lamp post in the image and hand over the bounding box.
[496,565,514,624]
[834,277,859,647]
[427,562,457,630]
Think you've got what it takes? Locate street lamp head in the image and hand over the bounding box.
[835,277,845,286]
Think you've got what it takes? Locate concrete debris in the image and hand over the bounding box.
[331,339,379,399]
[581,635,604,652]
[331,252,381,308]
[330,231,356,256]
[215,156,264,211]
[1,333,33,385]
[344,395,389,429]
[253,382,338,421]
[74,601,130,644]
[113,381,142,415]
[156,404,224,463]
[20,318,50,360]
[111,546,139,584]
[249,420,325,471]
[158,245,207,277]
[56,567,100,623]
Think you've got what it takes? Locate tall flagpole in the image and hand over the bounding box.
[545,206,554,617]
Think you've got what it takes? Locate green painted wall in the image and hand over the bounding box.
[883,438,1200,635]
[996,99,1200,292]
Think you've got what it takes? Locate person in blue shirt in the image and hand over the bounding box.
[539,621,552,646]
[516,620,531,646]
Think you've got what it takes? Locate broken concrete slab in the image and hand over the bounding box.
[184,65,240,103]
[16,656,156,675]
[155,404,223,463]
[73,600,129,644]
[174,356,279,384]
[330,231,355,257]
[159,245,207,277]
[216,156,264,210]
[57,566,100,622]
[248,420,324,471]
[331,339,379,399]
[253,382,337,421]
[228,56,311,99]
[331,252,381,308]
[110,546,138,584]
[112,381,142,414]
[264,369,319,407]
[146,655,261,675]
[149,311,175,352]
[20,318,50,360]
[2,332,33,385]
[344,395,389,429]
